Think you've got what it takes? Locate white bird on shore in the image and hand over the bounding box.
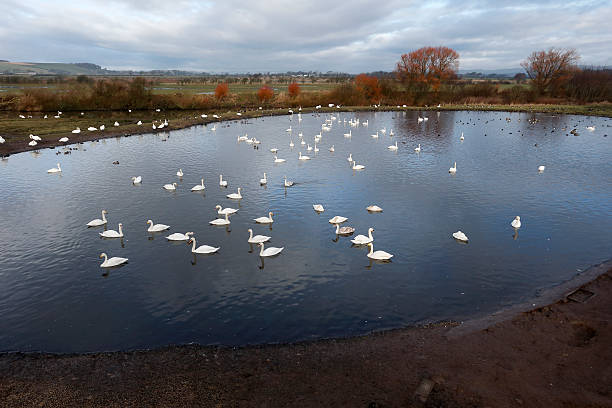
[87,210,108,227]
[114,121,120,127]
[191,178,205,191]
[210,213,230,226]
[449,162,457,174]
[72,127,81,134]
[254,212,274,224]
[258,242,283,257]
[260,173,267,185]
[219,174,228,187]
[0,136,5,144]
[99,252,128,268]
[188,238,219,254]
[132,176,142,184]
[28,140,37,146]
[163,182,177,190]
[47,163,61,173]
[366,243,393,261]
[313,204,325,212]
[511,216,521,229]
[87,126,97,131]
[147,220,170,232]
[329,215,348,224]
[99,125,105,131]
[30,134,41,141]
[351,228,374,245]
[59,137,69,143]
[247,229,271,244]
[227,188,242,199]
[100,223,124,238]
[452,230,468,242]
[137,120,142,125]
[166,231,194,241]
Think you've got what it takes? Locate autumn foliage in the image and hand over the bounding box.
[355,74,382,102]
[257,86,274,102]
[521,48,579,95]
[215,83,229,99]
[396,46,459,92]
[288,82,300,97]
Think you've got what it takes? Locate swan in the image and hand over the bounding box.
[538,165,546,172]
[270,148,278,153]
[153,123,157,130]
[176,169,183,177]
[47,163,62,173]
[347,153,353,162]
[0,136,4,143]
[460,132,464,141]
[99,124,105,131]
[100,223,124,238]
[254,212,274,224]
[87,126,97,131]
[215,205,238,215]
[87,210,108,227]
[163,182,177,190]
[274,155,286,163]
[371,131,379,138]
[132,176,142,184]
[166,231,194,241]
[219,174,228,187]
[586,126,595,131]
[335,224,355,236]
[314,143,319,152]
[59,137,69,143]
[137,120,142,125]
[289,140,294,148]
[298,152,311,160]
[414,144,421,152]
[248,229,271,244]
[351,228,374,245]
[210,213,230,225]
[258,242,284,257]
[307,144,312,151]
[329,215,348,224]
[72,127,81,134]
[388,141,398,151]
[284,176,294,187]
[343,130,351,138]
[99,252,128,268]
[286,126,292,132]
[300,139,306,145]
[352,160,365,170]
[366,243,393,261]
[30,134,41,141]
[389,129,394,136]
[28,140,37,146]
[188,238,220,254]
[380,127,386,134]
[191,178,205,191]
[366,205,383,212]
[147,220,170,232]
[313,204,325,212]
[329,145,335,152]
[260,173,267,185]
[449,162,457,174]
[452,230,468,242]
[511,216,521,229]
[227,188,242,199]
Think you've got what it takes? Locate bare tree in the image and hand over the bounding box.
[521,48,579,95]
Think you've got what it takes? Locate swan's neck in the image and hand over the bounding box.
[368,244,374,255]
[225,213,229,221]
[191,238,197,252]
[368,229,373,240]
[118,224,123,235]
[201,178,204,186]
[335,224,340,234]
[219,175,223,181]
[249,230,253,239]
[269,212,273,221]
[102,253,108,262]
[101,212,107,222]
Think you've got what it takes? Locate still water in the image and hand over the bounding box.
[1,110,610,352]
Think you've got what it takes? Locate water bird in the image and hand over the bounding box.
[388,141,398,151]
[188,238,220,254]
[163,182,177,190]
[176,169,183,177]
[191,178,205,191]
[538,165,546,172]
[511,216,521,229]
[28,140,37,146]
[137,121,142,125]
[344,130,352,138]
[254,212,274,224]
[351,228,374,245]
[351,160,365,170]
[114,121,120,127]
[371,131,379,138]
[460,132,464,141]
[166,231,194,241]
[452,231,468,242]
[298,152,311,160]
[30,134,41,141]
[87,210,108,227]
[260,173,267,185]
[274,155,286,163]
[215,205,238,215]
[366,243,393,261]
[0,136,4,143]
[99,252,128,268]
[59,137,69,143]
[329,215,348,224]
[347,153,353,162]
[289,140,294,148]
[270,147,278,153]
[313,204,325,212]
[210,213,231,226]
[414,144,421,152]
[132,176,142,184]
[258,242,284,257]
[100,223,124,238]
[329,145,335,152]
[247,229,271,244]
[72,127,81,134]
[87,126,97,131]
[449,162,457,174]
[99,125,105,131]
[335,224,355,236]
[366,205,383,212]
[219,174,228,187]
[227,188,242,199]
[147,220,170,232]
[586,126,595,131]
[47,163,61,173]
[283,176,294,187]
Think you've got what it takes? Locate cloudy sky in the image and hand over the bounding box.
[1,0,610,73]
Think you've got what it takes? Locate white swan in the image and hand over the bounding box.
[210,213,230,225]
[274,155,286,163]
[0,135,4,144]
[166,231,194,241]
[188,238,220,254]
[352,160,365,170]
[30,134,41,141]
[114,121,120,127]
[329,145,335,152]
[87,210,108,227]
[163,182,177,190]
[270,148,278,153]
[258,242,284,257]
[137,120,142,125]
[335,224,355,235]
[538,165,546,172]
[289,140,294,148]
[298,152,311,160]
[147,220,170,232]
[452,230,468,242]
[371,131,379,138]
[511,216,521,229]
[586,126,595,131]
[460,132,464,141]
[47,163,62,173]
[351,228,374,245]
[414,144,421,152]
[313,204,325,212]
[132,176,142,184]
[388,141,398,151]
[449,162,457,174]
[99,124,105,131]
[176,168,183,177]
[227,188,242,199]
[260,173,267,185]
[100,223,124,238]
[99,252,128,268]
[215,205,238,215]
[87,126,97,131]
[59,137,69,143]
[254,212,274,224]
[366,205,383,212]
[284,176,294,187]
[219,174,228,187]
[347,153,352,162]
[366,243,393,261]
[248,229,271,244]
[191,178,205,191]
[344,130,351,138]
[286,126,292,132]
[300,139,306,146]
[314,143,319,152]
[307,144,312,151]
[329,215,348,224]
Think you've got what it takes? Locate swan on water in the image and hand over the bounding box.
[460,132,464,141]
[452,230,468,242]
[176,169,183,177]
[449,162,457,173]
[329,215,348,224]
[191,178,205,191]
[147,220,170,232]
[586,126,595,131]
[347,153,352,162]
[188,238,220,254]
[329,145,335,152]
[270,148,278,153]
[248,229,271,244]
[366,243,393,261]
[289,140,294,148]
[511,216,521,229]
[335,224,355,236]
[284,176,294,187]
[313,204,325,212]
[414,144,421,152]
[100,252,128,268]
[87,210,108,227]
[260,173,267,185]
[307,144,312,151]
[100,223,124,238]
[343,130,351,138]
[298,152,311,160]
[215,205,238,215]
[254,212,274,224]
[371,131,379,138]
[314,143,319,152]
[163,182,177,190]
[166,231,194,241]
[227,188,242,199]
[351,228,374,245]
[219,174,228,187]
[388,141,398,151]
[366,205,383,212]
[538,165,546,172]
[352,160,365,170]
[258,242,284,257]
[132,176,142,184]
[47,163,62,173]
[210,212,231,225]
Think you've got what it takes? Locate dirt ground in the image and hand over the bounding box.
[1,261,610,407]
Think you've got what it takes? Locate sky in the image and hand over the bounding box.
[1,0,611,73]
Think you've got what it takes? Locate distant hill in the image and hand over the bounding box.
[0,61,112,75]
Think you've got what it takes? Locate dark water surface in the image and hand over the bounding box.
[1,110,610,352]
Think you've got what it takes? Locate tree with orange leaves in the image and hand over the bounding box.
[355,74,382,102]
[215,83,229,100]
[521,48,579,95]
[257,86,274,102]
[288,82,300,98]
[396,46,459,93]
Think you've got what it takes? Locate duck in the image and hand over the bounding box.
[449,162,457,174]
[298,152,311,160]
[313,204,325,212]
[351,228,374,245]
[511,216,521,229]
[538,165,546,172]
[215,205,238,215]
[188,237,220,254]
[99,252,128,268]
[247,229,271,244]
[329,145,335,152]
[147,220,170,232]
[258,242,284,257]
[166,231,194,241]
[351,160,365,170]
[87,210,108,227]
[191,178,205,191]
[209,213,231,226]
[227,188,242,199]
[100,223,124,238]
[47,163,62,173]
[387,141,398,151]
[284,176,294,187]
[254,212,274,224]
[219,174,228,187]
[132,176,142,184]
[335,224,355,236]
[328,215,348,224]
[366,205,383,213]
[176,168,184,177]
[59,137,69,143]
[366,243,393,261]
[452,230,468,242]
[260,173,267,185]
[414,144,421,152]
[163,182,177,190]
[274,155,286,163]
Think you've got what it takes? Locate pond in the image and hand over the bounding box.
[0,110,610,353]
